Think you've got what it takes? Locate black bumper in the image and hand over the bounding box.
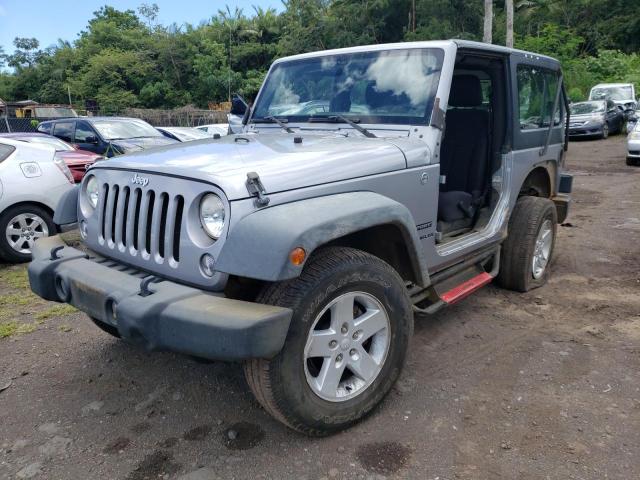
[28,236,293,361]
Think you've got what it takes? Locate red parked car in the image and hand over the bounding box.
[0,132,102,182]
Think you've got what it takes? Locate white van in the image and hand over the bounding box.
[589,83,636,107]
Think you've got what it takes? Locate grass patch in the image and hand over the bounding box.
[0,293,32,308]
[35,304,77,321]
[0,266,30,290]
[0,321,37,338]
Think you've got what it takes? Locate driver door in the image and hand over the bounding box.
[74,121,104,154]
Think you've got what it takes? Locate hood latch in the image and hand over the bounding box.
[246,172,270,207]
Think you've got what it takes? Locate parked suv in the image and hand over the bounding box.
[37,117,177,157]
[28,41,572,435]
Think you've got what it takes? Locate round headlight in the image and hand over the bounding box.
[86,176,99,209]
[200,194,225,239]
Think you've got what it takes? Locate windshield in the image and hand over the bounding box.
[570,102,605,115]
[252,48,444,126]
[93,120,163,140]
[590,86,633,101]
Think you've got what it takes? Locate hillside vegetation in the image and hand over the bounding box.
[0,0,638,110]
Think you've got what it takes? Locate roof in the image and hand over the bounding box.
[591,83,634,88]
[0,132,49,138]
[39,116,145,123]
[274,39,560,66]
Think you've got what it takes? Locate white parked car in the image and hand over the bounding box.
[0,138,75,262]
[196,123,230,137]
[156,126,212,142]
[627,121,640,166]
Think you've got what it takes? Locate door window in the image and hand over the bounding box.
[517,66,561,130]
[52,122,75,142]
[74,121,97,143]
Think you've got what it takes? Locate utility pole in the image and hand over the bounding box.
[228,23,232,103]
[483,0,492,44]
[412,0,416,33]
[505,0,514,48]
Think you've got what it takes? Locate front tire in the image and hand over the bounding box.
[90,317,121,338]
[601,123,609,139]
[497,196,557,292]
[0,204,55,263]
[244,247,413,436]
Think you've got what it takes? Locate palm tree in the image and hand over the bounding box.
[505,0,514,47]
[483,0,493,43]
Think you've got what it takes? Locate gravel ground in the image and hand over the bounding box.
[1,135,639,480]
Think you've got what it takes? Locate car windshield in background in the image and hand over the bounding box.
[252,48,444,126]
[591,86,633,101]
[570,102,604,115]
[93,120,163,140]
[25,136,74,151]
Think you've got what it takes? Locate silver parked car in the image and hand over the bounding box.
[29,40,572,435]
[626,121,640,166]
[568,100,625,139]
[0,138,74,262]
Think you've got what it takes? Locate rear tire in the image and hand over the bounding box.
[244,247,413,436]
[497,196,557,292]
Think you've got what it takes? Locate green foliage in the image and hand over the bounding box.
[0,1,638,109]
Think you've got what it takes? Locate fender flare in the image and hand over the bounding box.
[216,192,430,285]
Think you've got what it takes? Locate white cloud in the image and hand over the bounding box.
[0,5,6,16]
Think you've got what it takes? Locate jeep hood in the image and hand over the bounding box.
[96,133,411,200]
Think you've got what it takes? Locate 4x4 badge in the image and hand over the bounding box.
[131,173,149,187]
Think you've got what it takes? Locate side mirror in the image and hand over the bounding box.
[230,93,248,116]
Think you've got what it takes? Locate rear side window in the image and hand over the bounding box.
[0,144,16,163]
[38,123,52,134]
[517,66,562,130]
[53,122,75,142]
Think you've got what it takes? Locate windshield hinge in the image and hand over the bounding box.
[246,172,270,207]
[430,97,446,130]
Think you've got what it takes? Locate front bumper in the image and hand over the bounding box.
[28,235,293,361]
[568,125,604,137]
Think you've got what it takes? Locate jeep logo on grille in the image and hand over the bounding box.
[131,173,149,187]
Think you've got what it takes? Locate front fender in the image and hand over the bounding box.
[216,192,429,285]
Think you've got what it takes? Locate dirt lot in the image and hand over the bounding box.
[1,136,639,480]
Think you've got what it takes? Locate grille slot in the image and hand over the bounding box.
[98,182,183,265]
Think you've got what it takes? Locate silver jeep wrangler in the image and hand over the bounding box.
[28,40,572,435]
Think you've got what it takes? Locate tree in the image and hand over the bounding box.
[505,0,514,47]
[483,0,492,43]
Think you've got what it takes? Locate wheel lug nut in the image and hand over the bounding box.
[352,331,360,340]
[336,354,343,362]
[341,324,348,334]
[329,340,337,348]
[349,348,357,356]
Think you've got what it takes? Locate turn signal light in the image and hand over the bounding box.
[289,247,306,266]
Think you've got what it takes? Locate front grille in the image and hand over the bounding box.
[97,182,184,265]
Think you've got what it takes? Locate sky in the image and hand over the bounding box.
[0,0,283,54]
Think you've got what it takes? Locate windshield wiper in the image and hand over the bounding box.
[309,115,377,138]
[255,116,294,133]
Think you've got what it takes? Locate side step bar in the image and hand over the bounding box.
[412,246,500,314]
[440,272,493,304]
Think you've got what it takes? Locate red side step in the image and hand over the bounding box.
[440,272,494,305]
